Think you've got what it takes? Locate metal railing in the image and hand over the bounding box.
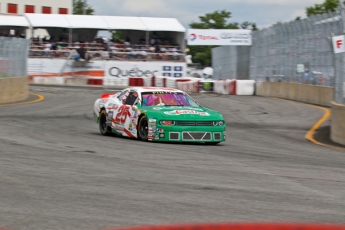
[28,50,185,62]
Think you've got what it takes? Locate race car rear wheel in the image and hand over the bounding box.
[99,110,111,136]
[138,115,148,141]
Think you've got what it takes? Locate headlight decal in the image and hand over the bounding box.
[160,120,175,126]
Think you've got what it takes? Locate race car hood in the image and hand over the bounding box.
[142,106,223,120]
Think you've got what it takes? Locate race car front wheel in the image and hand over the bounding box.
[99,110,111,136]
[138,115,148,141]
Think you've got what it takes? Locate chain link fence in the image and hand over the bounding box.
[212,9,345,104]
[250,11,343,87]
[0,37,30,78]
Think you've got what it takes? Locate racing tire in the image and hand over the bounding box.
[138,115,148,141]
[99,110,111,136]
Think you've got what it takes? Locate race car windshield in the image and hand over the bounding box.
[141,92,199,107]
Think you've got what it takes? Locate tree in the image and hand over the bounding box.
[187,10,257,67]
[73,0,95,15]
[111,31,123,42]
[306,0,344,16]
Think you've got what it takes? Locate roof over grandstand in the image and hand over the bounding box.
[22,13,186,32]
[0,15,30,27]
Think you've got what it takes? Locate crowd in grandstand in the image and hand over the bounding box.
[29,35,184,62]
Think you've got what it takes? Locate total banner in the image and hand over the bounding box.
[188,29,252,46]
[28,59,187,78]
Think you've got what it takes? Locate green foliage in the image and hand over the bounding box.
[111,31,123,42]
[187,10,257,67]
[73,0,94,15]
[306,0,343,16]
[189,10,238,29]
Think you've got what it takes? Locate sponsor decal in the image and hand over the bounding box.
[157,128,164,133]
[107,111,113,119]
[109,67,158,78]
[159,134,165,138]
[190,34,197,41]
[174,73,183,77]
[155,135,159,139]
[164,110,210,116]
[220,33,250,40]
[106,105,119,110]
[163,73,171,76]
[148,119,156,137]
[163,66,172,71]
[197,35,219,40]
[115,124,124,132]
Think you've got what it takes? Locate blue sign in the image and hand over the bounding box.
[174,66,183,71]
[174,73,183,78]
[163,73,171,76]
[163,66,171,71]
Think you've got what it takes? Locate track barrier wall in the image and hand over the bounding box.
[0,76,29,104]
[0,37,30,104]
[331,101,345,146]
[255,82,334,107]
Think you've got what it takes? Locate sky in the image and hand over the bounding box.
[87,0,327,31]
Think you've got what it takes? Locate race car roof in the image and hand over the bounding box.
[129,87,184,93]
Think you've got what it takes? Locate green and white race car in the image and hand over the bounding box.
[94,87,226,144]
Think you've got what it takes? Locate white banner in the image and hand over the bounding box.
[332,35,345,54]
[104,62,186,78]
[188,29,252,46]
[28,59,187,78]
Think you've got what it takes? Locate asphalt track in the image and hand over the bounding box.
[0,86,345,230]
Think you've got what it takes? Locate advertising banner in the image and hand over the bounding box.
[28,59,187,78]
[188,29,252,46]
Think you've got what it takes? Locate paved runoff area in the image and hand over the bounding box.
[0,86,345,230]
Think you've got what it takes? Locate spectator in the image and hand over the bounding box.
[76,45,86,60]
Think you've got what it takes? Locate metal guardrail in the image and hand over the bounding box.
[28,50,186,62]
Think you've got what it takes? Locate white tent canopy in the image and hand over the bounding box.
[24,14,70,28]
[64,15,109,29]
[1,14,186,49]
[23,14,186,32]
[139,17,185,32]
[102,16,147,31]
[0,15,30,27]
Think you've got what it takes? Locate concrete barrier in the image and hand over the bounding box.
[256,82,334,107]
[331,101,345,146]
[0,76,29,104]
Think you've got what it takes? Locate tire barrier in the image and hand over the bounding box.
[87,78,103,85]
[213,80,255,96]
[236,79,255,95]
[32,76,66,85]
[176,80,200,93]
[103,78,129,87]
[29,75,255,96]
[200,80,214,92]
[129,78,144,86]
